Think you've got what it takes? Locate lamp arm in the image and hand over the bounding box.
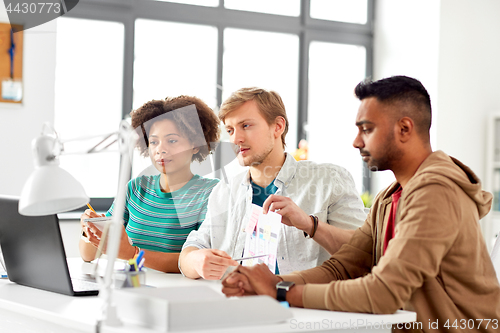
[40,122,123,161]
[97,120,138,327]
[60,132,120,156]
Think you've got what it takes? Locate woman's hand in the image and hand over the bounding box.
[80,209,104,246]
[85,220,135,260]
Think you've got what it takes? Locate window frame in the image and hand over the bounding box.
[64,0,374,210]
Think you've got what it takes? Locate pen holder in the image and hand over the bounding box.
[114,270,146,288]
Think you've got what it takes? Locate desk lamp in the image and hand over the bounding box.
[19,120,137,327]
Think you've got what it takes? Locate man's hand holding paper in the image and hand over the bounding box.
[263,194,313,235]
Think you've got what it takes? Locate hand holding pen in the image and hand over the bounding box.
[80,203,104,238]
[187,249,239,280]
[79,203,107,263]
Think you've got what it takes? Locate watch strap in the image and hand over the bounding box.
[276,287,287,302]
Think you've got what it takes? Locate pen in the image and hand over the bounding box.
[135,250,144,265]
[128,258,140,287]
[82,203,96,240]
[138,258,145,271]
[128,258,138,272]
[87,203,96,213]
[232,254,269,262]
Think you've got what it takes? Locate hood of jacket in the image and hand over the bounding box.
[412,150,492,219]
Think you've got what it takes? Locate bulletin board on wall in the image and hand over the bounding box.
[0,23,23,104]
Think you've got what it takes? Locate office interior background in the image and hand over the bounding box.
[1,0,500,255]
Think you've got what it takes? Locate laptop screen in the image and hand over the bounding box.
[0,195,97,296]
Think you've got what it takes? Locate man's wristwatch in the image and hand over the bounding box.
[276,281,295,302]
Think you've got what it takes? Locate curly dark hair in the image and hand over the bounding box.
[131,96,220,163]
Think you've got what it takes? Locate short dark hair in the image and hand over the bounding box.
[354,76,432,139]
[131,96,220,162]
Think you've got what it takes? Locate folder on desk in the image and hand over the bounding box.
[114,285,292,331]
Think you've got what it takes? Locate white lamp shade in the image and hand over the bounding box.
[19,164,89,216]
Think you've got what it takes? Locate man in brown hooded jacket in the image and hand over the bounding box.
[221,76,500,332]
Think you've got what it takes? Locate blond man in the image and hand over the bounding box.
[179,87,366,279]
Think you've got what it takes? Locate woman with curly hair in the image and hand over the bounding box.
[79,96,220,273]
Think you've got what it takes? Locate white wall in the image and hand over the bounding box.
[372,0,441,194]
[374,0,500,248]
[436,0,500,182]
[0,4,57,196]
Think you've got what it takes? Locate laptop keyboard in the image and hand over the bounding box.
[72,278,100,291]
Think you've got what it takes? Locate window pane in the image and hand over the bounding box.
[134,20,218,110]
[154,0,218,7]
[224,0,300,17]
[54,18,124,198]
[222,28,299,153]
[134,19,218,177]
[307,42,366,193]
[310,0,368,24]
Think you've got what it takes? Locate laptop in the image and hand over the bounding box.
[0,195,99,296]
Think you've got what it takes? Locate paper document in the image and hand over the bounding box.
[83,217,112,232]
[243,204,282,272]
[1,79,23,102]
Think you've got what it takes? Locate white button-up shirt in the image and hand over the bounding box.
[183,154,366,275]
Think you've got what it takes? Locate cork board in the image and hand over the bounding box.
[0,23,23,104]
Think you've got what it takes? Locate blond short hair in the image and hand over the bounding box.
[219,87,289,148]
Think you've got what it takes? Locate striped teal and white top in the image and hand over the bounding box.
[106,174,219,253]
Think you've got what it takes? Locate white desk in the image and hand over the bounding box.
[0,258,416,333]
